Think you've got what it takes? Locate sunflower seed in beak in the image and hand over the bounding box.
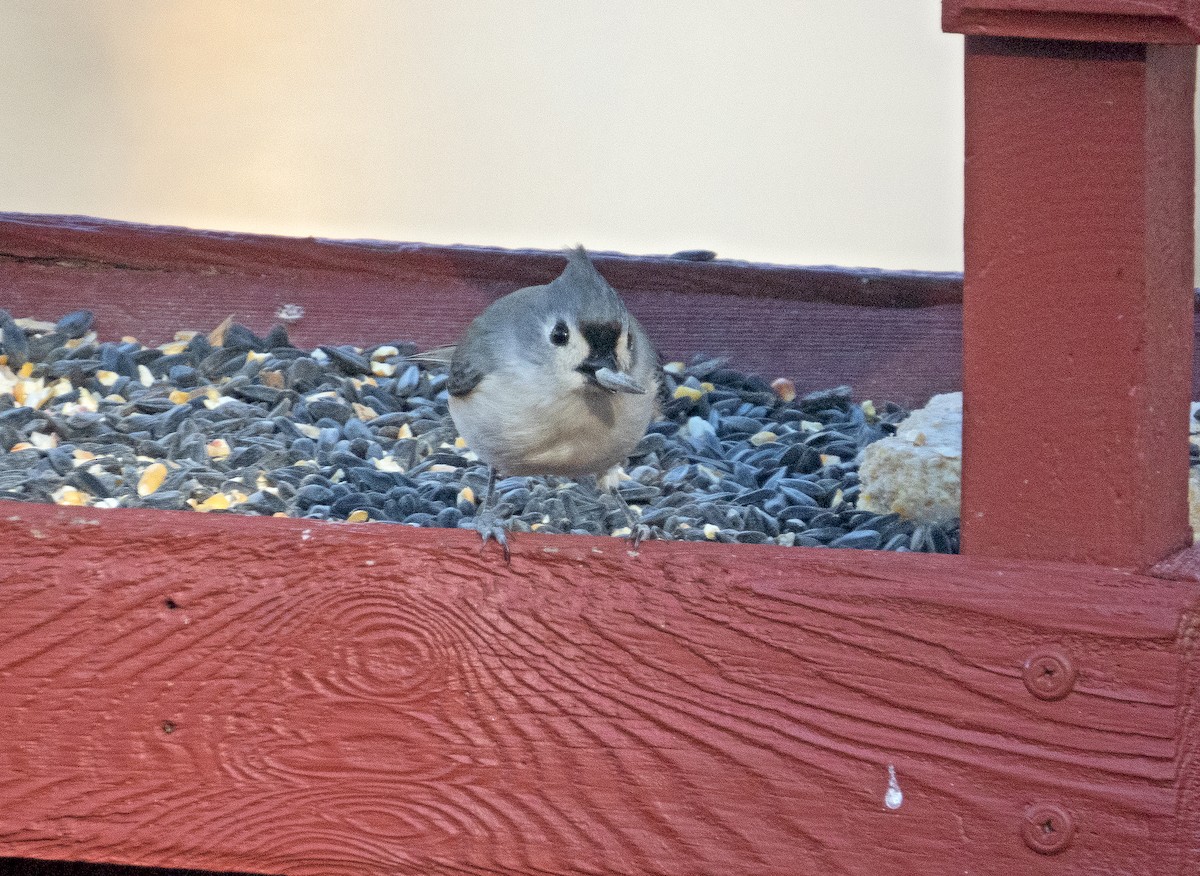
[594,367,646,394]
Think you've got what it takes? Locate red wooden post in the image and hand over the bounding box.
[944,1,1199,567]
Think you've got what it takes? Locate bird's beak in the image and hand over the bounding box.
[579,353,646,394]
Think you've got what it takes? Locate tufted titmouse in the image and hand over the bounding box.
[445,246,662,558]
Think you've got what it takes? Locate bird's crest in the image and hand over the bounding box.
[553,246,625,322]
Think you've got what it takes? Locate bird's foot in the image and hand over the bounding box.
[622,522,652,551]
[460,509,511,562]
[610,491,652,550]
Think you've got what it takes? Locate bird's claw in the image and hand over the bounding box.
[461,511,511,562]
[625,523,652,551]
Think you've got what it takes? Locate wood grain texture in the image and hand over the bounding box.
[0,502,1196,875]
[943,0,1200,42]
[959,37,1195,568]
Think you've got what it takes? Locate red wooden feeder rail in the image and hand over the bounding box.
[0,3,1196,874]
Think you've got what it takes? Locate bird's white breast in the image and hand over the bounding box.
[449,371,656,477]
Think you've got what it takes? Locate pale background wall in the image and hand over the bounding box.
[0,1,1190,273]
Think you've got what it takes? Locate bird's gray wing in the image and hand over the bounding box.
[655,360,671,414]
[446,328,493,398]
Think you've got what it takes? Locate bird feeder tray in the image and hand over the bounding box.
[0,211,1197,876]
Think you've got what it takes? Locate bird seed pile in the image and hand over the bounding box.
[0,309,961,552]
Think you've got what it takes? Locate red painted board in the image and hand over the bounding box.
[0,503,1196,875]
[958,38,1195,568]
[10,213,1200,411]
[0,214,964,409]
[943,0,1200,42]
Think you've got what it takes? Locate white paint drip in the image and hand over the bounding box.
[884,764,903,810]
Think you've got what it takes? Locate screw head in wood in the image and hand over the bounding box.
[1022,803,1074,854]
[1022,648,1076,701]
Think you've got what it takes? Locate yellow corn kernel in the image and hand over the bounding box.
[457,486,475,506]
[52,486,89,506]
[454,436,468,449]
[347,509,369,523]
[373,455,403,473]
[703,523,720,540]
[191,493,231,512]
[96,370,119,387]
[352,403,378,421]
[673,385,703,401]
[396,423,413,439]
[137,462,168,496]
[206,438,231,459]
[17,362,34,378]
[371,361,396,377]
[168,389,191,405]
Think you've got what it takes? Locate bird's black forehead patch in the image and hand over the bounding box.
[579,320,622,355]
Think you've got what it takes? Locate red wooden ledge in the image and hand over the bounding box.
[0,503,1196,875]
[0,213,965,410]
[8,213,1200,412]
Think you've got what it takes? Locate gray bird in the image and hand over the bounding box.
[444,246,661,558]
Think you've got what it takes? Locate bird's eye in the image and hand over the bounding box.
[550,321,570,346]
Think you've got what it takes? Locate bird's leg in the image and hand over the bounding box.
[462,466,510,561]
[599,467,651,550]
